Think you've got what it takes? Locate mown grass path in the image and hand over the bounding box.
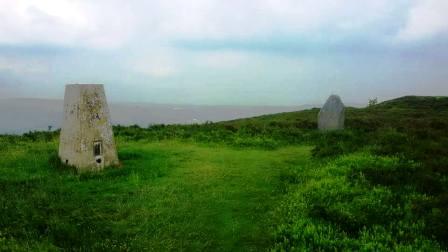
[0,140,311,251]
[117,142,311,251]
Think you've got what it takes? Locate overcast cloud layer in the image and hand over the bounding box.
[0,0,447,105]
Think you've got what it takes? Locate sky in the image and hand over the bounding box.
[0,0,447,106]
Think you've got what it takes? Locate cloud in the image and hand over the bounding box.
[1,0,446,50]
[145,0,404,40]
[0,0,411,49]
[132,64,177,78]
[1,0,445,51]
[0,0,134,48]
[0,0,447,105]
[0,56,48,74]
[397,0,448,41]
[129,51,179,78]
[195,51,249,69]
[128,50,249,79]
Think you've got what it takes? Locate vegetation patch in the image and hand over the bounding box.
[0,96,447,250]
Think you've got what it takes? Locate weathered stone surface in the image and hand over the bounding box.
[59,84,119,171]
[318,95,345,130]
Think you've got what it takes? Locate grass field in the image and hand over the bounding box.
[1,96,448,251]
[0,139,312,251]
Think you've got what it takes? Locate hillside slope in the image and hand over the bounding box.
[375,95,448,110]
[1,96,447,250]
[220,95,448,131]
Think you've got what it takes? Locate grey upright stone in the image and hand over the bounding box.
[318,95,345,130]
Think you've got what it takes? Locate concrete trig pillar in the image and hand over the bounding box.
[59,84,119,171]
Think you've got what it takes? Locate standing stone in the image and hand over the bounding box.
[59,84,119,171]
[318,95,345,130]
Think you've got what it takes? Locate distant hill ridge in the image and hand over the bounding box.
[375,96,448,110]
[221,95,448,128]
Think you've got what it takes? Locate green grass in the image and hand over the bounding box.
[273,152,443,251]
[1,95,448,251]
[0,139,312,251]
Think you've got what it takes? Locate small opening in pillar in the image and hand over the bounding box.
[94,141,102,156]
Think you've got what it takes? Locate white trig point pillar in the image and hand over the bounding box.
[59,84,119,171]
